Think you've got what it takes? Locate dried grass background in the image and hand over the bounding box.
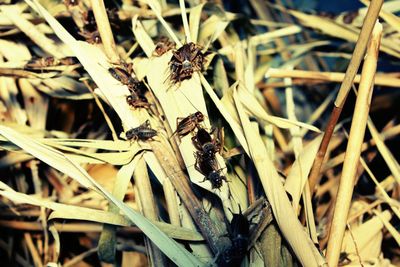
[0,0,399,266]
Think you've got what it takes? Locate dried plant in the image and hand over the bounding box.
[0,0,399,266]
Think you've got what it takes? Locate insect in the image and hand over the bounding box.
[126,93,150,109]
[192,127,223,159]
[125,120,157,141]
[108,66,146,93]
[64,0,79,6]
[228,207,250,259]
[129,78,148,96]
[342,11,359,24]
[194,151,226,189]
[26,57,57,68]
[78,29,101,44]
[154,36,175,56]
[108,64,150,109]
[25,57,78,69]
[108,67,136,86]
[168,42,205,84]
[172,112,205,138]
[218,208,250,266]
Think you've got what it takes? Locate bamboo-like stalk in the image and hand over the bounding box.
[308,0,384,194]
[91,0,120,63]
[265,69,400,88]
[325,21,382,267]
[134,157,167,266]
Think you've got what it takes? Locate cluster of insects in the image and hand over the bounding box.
[172,111,225,189]
[193,127,226,189]
[108,63,150,109]
[126,120,157,142]
[168,42,206,84]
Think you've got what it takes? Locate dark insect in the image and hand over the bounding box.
[218,210,250,266]
[129,78,147,96]
[64,0,79,6]
[126,93,150,109]
[228,207,250,259]
[339,252,351,265]
[218,208,250,266]
[194,151,226,189]
[26,57,57,68]
[343,11,359,24]
[192,127,223,159]
[169,42,205,84]
[126,120,157,141]
[108,64,150,109]
[108,66,146,93]
[108,67,136,86]
[25,57,78,69]
[172,112,205,138]
[317,11,336,20]
[59,57,78,65]
[154,36,175,56]
[78,29,101,44]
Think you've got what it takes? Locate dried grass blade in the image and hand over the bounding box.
[0,125,94,189]
[132,16,155,58]
[19,79,48,130]
[25,0,167,192]
[372,210,400,246]
[232,84,326,267]
[367,118,400,184]
[0,183,203,241]
[285,135,322,206]
[342,211,391,260]
[189,3,206,43]
[179,0,191,42]
[1,5,64,58]
[201,77,249,155]
[145,0,181,46]
[237,85,321,132]
[0,126,202,266]
[360,158,400,220]
[98,156,139,262]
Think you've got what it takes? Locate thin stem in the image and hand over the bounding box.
[179,0,191,43]
[265,69,400,88]
[325,21,382,267]
[308,0,384,194]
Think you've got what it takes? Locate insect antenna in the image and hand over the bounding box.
[177,89,206,118]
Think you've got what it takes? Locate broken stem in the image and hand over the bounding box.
[308,0,384,194]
